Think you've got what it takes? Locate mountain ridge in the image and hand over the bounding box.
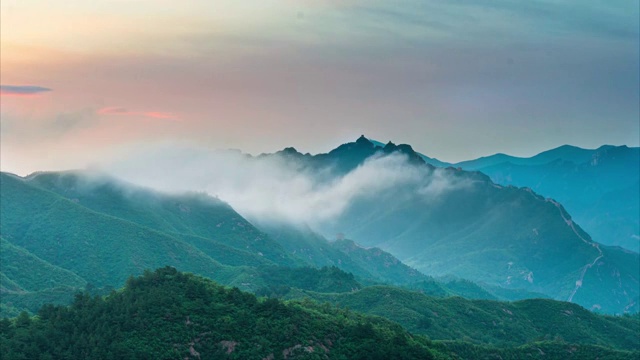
[255,137,639,313]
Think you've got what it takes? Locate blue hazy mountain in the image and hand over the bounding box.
[453,145,640,251]
[265,137,639,314]
[2,138,638,315]
[369,137,453,168]
[452,145,605,170]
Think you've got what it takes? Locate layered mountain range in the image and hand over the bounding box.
[0,170,440,316]
[254,136,638,313]
[2,136,639,358]
[2,136,638,316]
[454,145,640,252]
[383,141,639,251]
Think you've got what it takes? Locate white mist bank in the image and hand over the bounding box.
[97,142,472,226]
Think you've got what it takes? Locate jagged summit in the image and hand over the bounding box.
[355,134,373,146]
[382,142,426,165]
[270,146,307,160]
[279,146,300,154]
[265,136,440,172]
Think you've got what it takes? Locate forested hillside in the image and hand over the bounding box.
[292,286,640,349]
[1,171,484,316]
[0,268,438,360]
[1,268,638,360]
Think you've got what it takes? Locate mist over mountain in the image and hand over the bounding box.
[75,136,638,314]
[2,136,640,357]
[3,0,638,357]
[97,137,456,226]
[1,169,458,316]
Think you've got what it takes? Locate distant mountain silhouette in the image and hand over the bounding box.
[262,137,639,313]
[453,145,640,251]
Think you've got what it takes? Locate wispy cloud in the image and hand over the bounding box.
[0,85,52,97]
[100,144,473,226]
[1,108,97,141]
[97,107,179,120]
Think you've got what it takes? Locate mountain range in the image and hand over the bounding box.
[257,136,639,313]
[1,136,639,357]
[0,170,429,316]
[454,145,639,252]
[375,140,639,251]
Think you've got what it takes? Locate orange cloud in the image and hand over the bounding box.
[97,107,179,120]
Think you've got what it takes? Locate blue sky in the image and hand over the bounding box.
[1,0,638,174]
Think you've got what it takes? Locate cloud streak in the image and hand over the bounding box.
[98,143,472,226]
[97,107,179,120]
[0,85,52,97]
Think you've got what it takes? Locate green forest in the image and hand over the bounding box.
[1,268,638,360]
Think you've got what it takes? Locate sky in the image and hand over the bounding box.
[1,0,639,175]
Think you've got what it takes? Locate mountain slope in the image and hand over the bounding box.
[0,237,89,318]
[464,146,640,250]
[330,238,426,285]
[293,285,640,350]
[369,138,452,167]
[14,170,436,285]
[0,172,229,288]
[452,144,615,170]
[0,238,86,292]
[253,220,428,285]
[25,171,297,266]
[267,138,639,313]
[2,170,457,316]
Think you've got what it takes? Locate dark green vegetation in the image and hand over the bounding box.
[254,266,361,297]
[270,137,639,313]
[455,145,640,251]
[0,268,436,360]
[254,220,427,285]
[293,285,640,349]
[431,341,639,360]
[1,268,638,360]
[23,170,297,267]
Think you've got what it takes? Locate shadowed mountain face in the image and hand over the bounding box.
[262,135,432,176]
[369,138,453,168]
[1,137,638,315]
[0,170,441,316]
[452,145,640,251]
[260,137,639,314]
[452,145,609,170]
[367,142,638,251]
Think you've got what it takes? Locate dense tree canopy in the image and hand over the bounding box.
[1,268,638,360]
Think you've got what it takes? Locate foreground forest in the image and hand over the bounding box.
[1,268,638,360]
